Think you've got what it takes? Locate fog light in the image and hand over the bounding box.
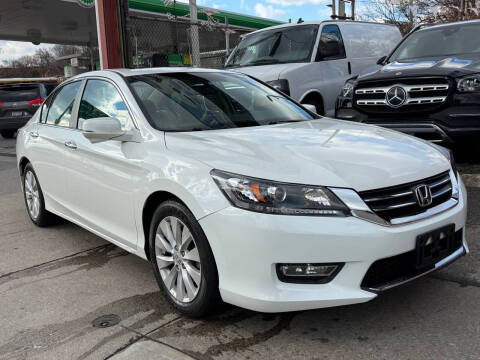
[276,263,344,284]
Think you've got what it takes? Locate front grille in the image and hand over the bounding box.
[359,171,452,222]
[361,229,463,291]
[354,77,450,115]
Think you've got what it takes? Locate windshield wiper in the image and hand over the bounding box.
[265,119,305,125]
[244,58,283,67]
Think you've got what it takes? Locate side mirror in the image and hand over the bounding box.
[377,56,387,65]
[82,117,125,143]
[302,104,317,114]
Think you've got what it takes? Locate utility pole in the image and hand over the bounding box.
[338,0,346,18]
[189,0,200,67]
[329,0,336,19]
[460,0,466,20]
[329,0,354,20]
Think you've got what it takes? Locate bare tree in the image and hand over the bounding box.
[359,0,480,35]
[0,48,62,77]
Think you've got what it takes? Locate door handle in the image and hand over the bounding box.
[29,131,39,138]
[64,140,77,150]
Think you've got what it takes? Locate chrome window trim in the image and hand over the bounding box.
[330,170,459,227]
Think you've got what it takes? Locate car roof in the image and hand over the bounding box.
[245,20,398,37]
[417,18,480,32]
[71,67,233,79]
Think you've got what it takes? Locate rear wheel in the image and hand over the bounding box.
[1,130,16,139]
[22,163,59,227]
[149,200,220,317]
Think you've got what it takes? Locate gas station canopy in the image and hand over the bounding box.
[0,0,282,46]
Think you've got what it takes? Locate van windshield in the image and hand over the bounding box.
[389,23,480,63]
[225,25,319,68]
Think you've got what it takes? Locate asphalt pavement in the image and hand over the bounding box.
[0,134,479,360]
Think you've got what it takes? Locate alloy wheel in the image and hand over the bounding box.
[24,170,40,220]
[155,216,202,303]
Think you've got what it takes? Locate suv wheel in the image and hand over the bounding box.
[1,130,16,139]
[149,200,220,317]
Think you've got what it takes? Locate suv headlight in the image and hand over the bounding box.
[341,79,355,98]
[211,170,349,216]
[266,79,290,96]
[456,73,480,92]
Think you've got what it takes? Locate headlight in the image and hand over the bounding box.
[211,170,349,216]
[266,79,290,96]
[431,143,458,179]
[341,79,355,98]
[456,73,480,92]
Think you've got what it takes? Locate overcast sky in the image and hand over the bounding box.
[0,0,360,63]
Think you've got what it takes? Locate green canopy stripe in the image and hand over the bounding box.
[128,0,283,29]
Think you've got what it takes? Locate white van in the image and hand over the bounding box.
[225,21,402,116]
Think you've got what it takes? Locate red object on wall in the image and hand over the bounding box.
[96,0,123,69]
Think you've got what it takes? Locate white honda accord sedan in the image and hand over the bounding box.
[16,68,468,316]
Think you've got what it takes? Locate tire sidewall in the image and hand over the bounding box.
[149,200,219,316]
[22,164,47,226]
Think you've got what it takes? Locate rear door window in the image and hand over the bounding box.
[45,81,82,128]
[0,84,41,103]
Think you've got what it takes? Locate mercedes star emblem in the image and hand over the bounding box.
[386,86,407,108]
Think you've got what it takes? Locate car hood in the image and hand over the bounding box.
[357,54,480,81]
[164,119,450,192]
[229,63,307,82]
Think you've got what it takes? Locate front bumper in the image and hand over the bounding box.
[199,177,468,313]
[0,116,30,130]
[335,97,480,144]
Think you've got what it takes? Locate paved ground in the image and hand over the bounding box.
[0,134,479,360]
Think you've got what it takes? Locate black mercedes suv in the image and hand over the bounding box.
[0,80,58,138]
[335,20,480,145]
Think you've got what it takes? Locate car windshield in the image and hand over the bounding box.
[0,84,41,103]
[389,23,480,63]
[225,25,319,68]
[128,72,316,132]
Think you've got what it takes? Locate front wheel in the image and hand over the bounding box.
[149,200,220,317]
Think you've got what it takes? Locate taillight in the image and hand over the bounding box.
[28,98,44,106]
[0,102,3,107]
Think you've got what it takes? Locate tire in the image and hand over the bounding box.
[22,163,59,227]
[149,200,220,317]
[1,130,16,139]
[302,99,324,115]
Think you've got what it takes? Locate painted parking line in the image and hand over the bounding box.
[109,340,194,360]
[462,174,480,188]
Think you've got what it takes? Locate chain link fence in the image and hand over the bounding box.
[126,12,251,69]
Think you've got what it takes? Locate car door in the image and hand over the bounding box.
[63,78,140,249]
[312,24,350,116]
[32,81,83,212]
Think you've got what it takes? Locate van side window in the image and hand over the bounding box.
[316,25,346,61]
